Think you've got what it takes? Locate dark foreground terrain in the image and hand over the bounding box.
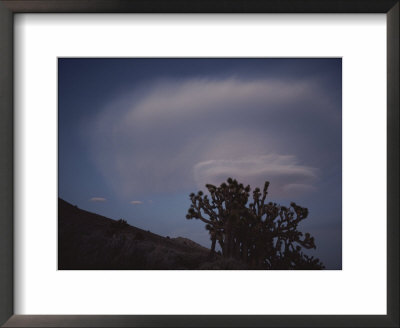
[58,198,247,270]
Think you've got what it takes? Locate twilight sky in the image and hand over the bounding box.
[59,58,342,269]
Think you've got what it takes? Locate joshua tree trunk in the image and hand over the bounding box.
[234,239,241,260]
[241,240,248,262]
[223,232,229,257]
[223,228,233,257]
[210,237,216,254]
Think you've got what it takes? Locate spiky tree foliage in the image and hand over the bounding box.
[186,178,324,269]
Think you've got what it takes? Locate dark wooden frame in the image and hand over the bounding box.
[0,1,398,327]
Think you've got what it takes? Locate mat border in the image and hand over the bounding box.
[0,1,398,327]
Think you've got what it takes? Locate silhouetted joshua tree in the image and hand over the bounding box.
[186,178,324,269]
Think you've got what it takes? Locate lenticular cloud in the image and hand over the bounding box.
[193,154,318,197]
[85,77,325,198]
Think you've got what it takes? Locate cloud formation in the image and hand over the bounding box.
[194,154,318,197]
[86,77,334,199]
[130,200,143,205]
[89,197,106,202]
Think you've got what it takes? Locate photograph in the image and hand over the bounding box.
[58,58,342,270]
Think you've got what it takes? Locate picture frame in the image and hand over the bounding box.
[0,0,398,327]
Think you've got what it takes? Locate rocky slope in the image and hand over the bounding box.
[58,198,247,270]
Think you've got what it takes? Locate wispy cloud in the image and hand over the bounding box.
[130,200,143,205]
[89,197,106,202]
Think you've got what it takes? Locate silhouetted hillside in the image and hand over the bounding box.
[58,198,248,270]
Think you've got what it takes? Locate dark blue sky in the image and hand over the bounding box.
[59,58,342,269]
